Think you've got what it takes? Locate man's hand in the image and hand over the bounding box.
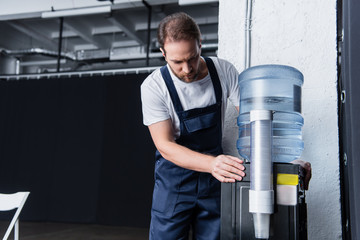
[291,159,312,190]
[211,155,246,183]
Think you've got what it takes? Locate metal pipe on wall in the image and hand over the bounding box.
[245,0,253,69]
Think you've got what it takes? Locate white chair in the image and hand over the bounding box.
[0,192,30,240]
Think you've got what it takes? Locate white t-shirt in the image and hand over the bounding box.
[141,56,239,139]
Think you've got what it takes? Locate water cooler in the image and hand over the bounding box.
[221,65,308,240]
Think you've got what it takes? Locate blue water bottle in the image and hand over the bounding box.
[237,64,304,163]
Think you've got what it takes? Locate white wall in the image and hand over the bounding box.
[219,0,342,239]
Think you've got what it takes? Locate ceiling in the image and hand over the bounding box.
[0,0,219,75]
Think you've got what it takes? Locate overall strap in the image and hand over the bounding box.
[204,57,222,104]
[160,65,184,112]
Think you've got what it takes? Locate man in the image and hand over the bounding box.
[141,12,244,239]
[141,12,311,240]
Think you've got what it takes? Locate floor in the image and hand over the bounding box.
[0,221,149,240]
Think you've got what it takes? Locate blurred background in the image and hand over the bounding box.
[0,0,219,74]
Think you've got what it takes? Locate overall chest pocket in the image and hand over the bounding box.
[183,111,218,133]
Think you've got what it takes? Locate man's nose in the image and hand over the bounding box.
[182,62,192,73]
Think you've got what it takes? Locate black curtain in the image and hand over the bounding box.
[0,73,155,227]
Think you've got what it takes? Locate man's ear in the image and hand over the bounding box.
[198,40,202,55]
[160,48,166,57]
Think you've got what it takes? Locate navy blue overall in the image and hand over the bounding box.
[149,57,223,240]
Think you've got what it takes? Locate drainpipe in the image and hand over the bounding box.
[245,0,253,69]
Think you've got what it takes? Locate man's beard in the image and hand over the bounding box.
[170,66,200,83]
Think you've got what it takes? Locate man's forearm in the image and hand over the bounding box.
[157,140,215,173]
[156,140,245,182]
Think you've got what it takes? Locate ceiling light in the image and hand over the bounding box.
[41,6,111,19]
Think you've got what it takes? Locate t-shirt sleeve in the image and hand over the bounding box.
[140,74,170,126]
[215,58,240,107]
[227,63,240,107]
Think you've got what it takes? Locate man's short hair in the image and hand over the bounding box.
[157,12,201,51]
